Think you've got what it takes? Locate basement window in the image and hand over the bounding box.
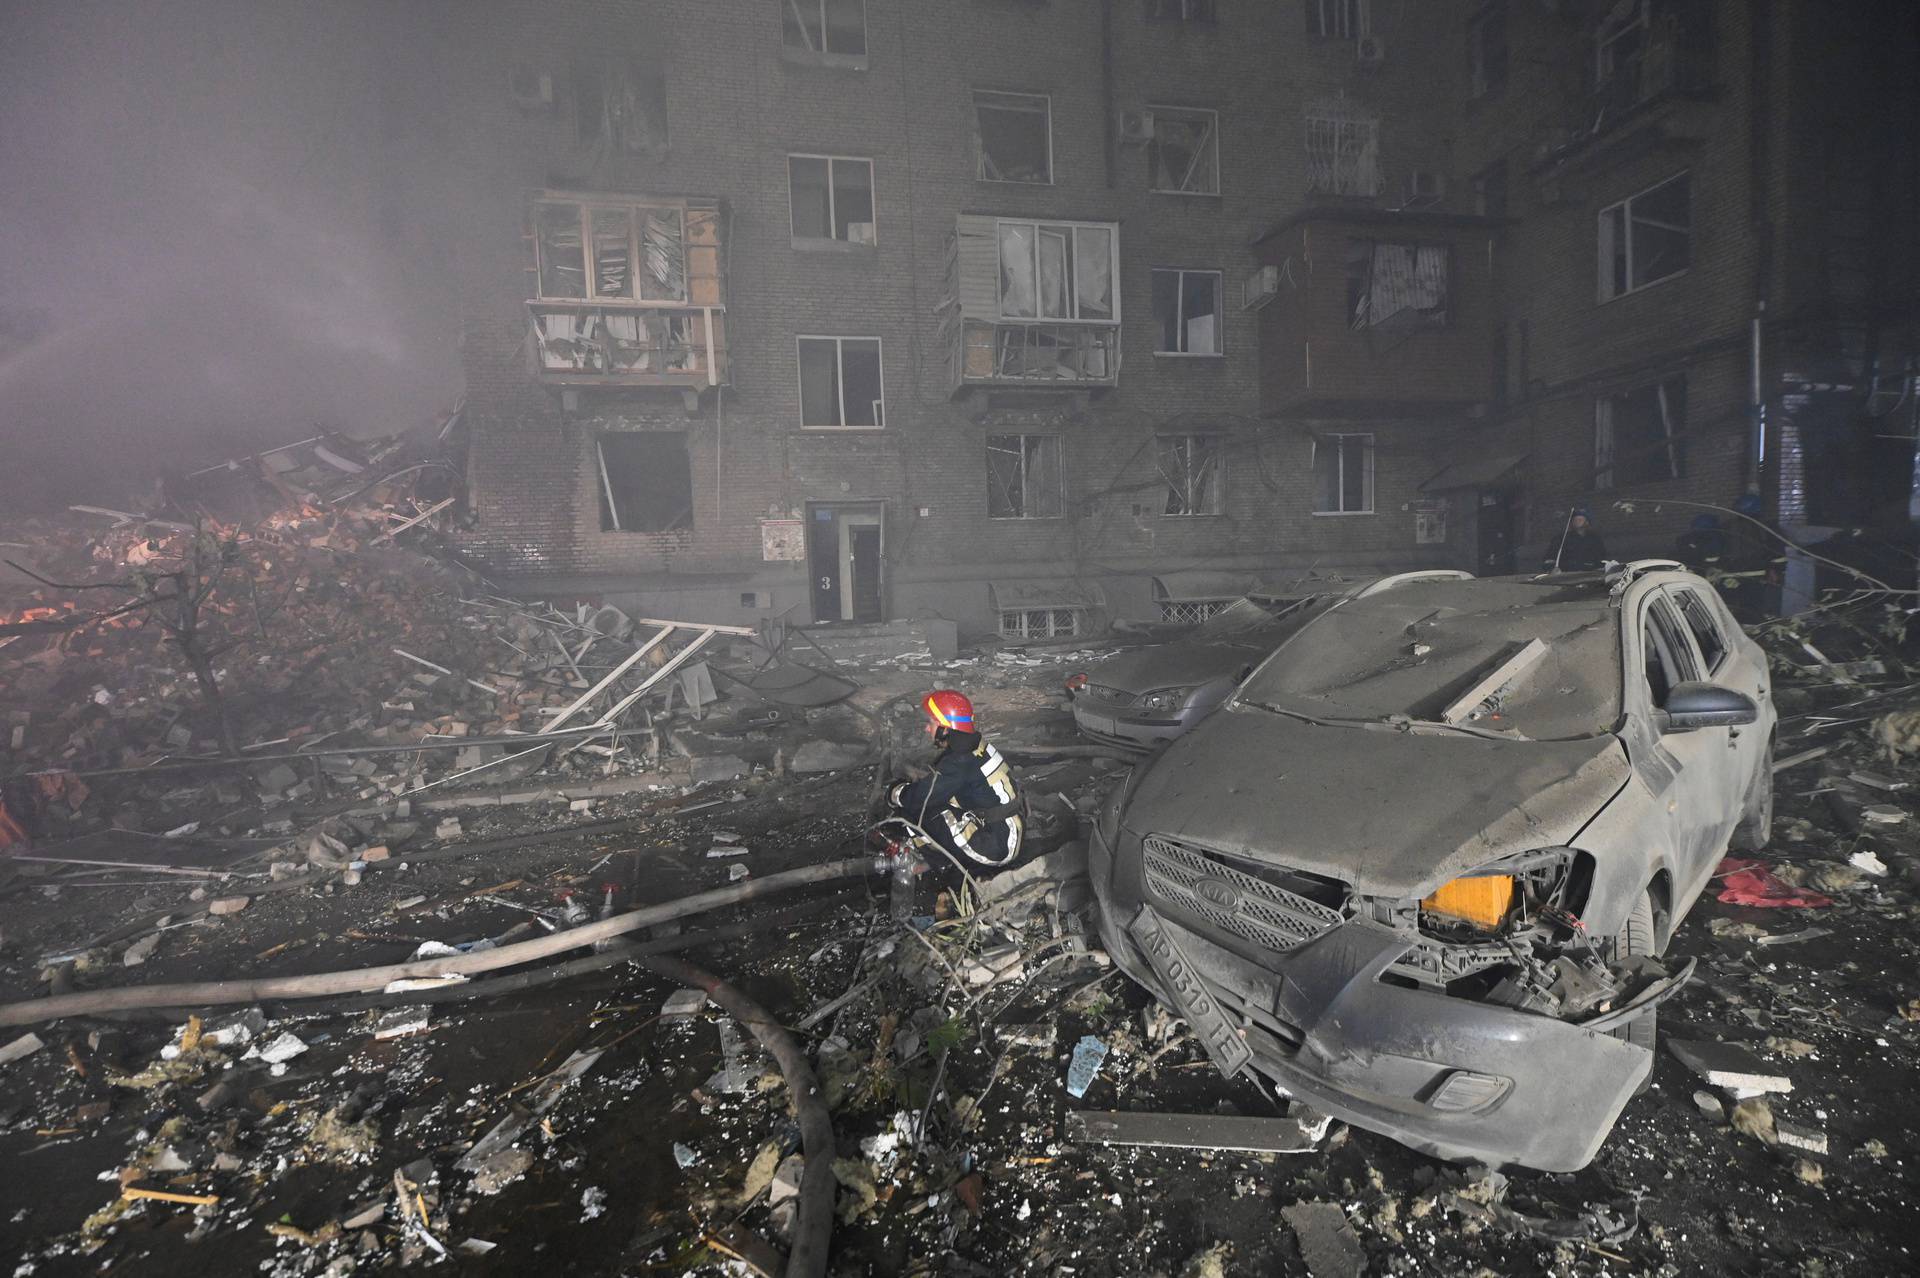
[987,434,1065,519]
[1304,99,1381,196]
[1158,434,1224,515]
[596,433,693,531]
[1000,608,1080,640]
[1148,106,1220,195]
[1305,0,1370,38]
[1146,0,1215,19]
[783,0,868,61]
[1313,433,1374,513]
[1595,375,1685,488]
[789,155,876,244]
[975,91,1052,184]
[798,336,884,428]
[1598,172,1690,301]
[1345,241,1450,329]
[1152,269,1224,354]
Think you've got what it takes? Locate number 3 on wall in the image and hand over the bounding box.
[819,576,834,592]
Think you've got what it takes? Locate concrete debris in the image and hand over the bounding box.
[789,740,870,773]
[373,1008,432,1040]
[1693,1090,1726,1123]
[206,896,250,916]
[0,1032,47,1066]
[662,988,709,1019]
[1068,1109,1328,1153]
[1666,1039,1793,1096]
[1776,1121,1828,1155]
[1282,1201,1365,1278]
[769,1154,804,1206]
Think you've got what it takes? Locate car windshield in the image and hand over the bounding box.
[1236,578,1620,739]
[1190,594,1329,640]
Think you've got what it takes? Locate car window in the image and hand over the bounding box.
[1670,587,1728,675]
[1642,596,1700,708]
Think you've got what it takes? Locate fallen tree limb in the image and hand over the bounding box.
[0,859,872,1027]
[638,954,836,1278]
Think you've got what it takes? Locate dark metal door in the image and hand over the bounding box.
[808,506,841,622]
[850,526,882,623]
[1477,490,1515,575]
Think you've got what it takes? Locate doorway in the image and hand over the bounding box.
[1476,489,1515,575]
[806,502,885,623]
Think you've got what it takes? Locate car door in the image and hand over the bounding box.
[1636,591,1725,896]
[1665,581,1766,850]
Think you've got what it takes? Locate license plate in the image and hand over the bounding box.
[1078,711,1119,736]
[1130,907,1253,1079]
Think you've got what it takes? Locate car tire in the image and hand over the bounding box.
[1730,737,1774,852]
[1609,890,1659,1090]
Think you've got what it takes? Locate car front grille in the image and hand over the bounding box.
[1142,834,1346,955]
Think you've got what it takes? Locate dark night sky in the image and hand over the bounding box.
[0,0,466,510]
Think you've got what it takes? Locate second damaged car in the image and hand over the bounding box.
[1090,564,1774,1171]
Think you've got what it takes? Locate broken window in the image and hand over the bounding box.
[1595,375,1685,487]
[1148,106,1219,195]
[798,336,883,428]
[783,0,867,59]
[1470,3,1509,98]
[1641,594,1699,707]
[997,221,1114,320]
[1000,608,1080,639]
[1598,172,1689,300]
[1151,269,1223,354]
[596,432,693,532]
[789,156,876,243]
[974,91,1052,184]
[1313,433,1373,513]
[1305,0,1370,38]
[1595,0,1648,88]
[535,200,686,302]
[1158,434,1224,516]
[1345,241,1450,330]
[1146,0,1215,20]
[953,215,1120,385]
[1304,99,1381,196]
[573,56,668,156]
[987,435,1064,519]
[1671,587,1727,673]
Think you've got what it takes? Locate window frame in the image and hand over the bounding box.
[999,607,1081,640]
[1305,0,1370,39]
[1344,240,1452,330]
[1640,592,1701,708]
[795,335,886,431]
[786,153,877,246]
[1303,102,1382,197]
[1594,0,1648,87]
[993,218,1122,324]
[1157,433,1225,517]
[1594,374,1686,488]
[1312,432,1375,515]
[1145,0,1217,22]
[1151,267,1226,356]
[532,198,690,305]
[973,90,1054,185]
[1597,171,1691,302]
[1669,585,1729,676]
[781,0,869,65]
[986,434,1066,520]
[1468,2,1509,99]
[594,431,694,533]
[1146,105,1221,196]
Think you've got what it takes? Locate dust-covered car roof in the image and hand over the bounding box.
[1235,576,1622,739]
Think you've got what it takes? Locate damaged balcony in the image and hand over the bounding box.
[1252,208,1500,418]
[945,215,1121,394]
[527,193,727,396]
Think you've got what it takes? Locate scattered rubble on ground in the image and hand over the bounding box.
[3,485,1920,1273]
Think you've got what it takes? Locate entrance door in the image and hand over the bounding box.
[806,502,885,622]
[1476,489,1515,575]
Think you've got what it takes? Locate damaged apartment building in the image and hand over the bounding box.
[445,0,1920,635]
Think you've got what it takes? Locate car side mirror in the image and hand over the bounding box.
[1658,681,1759,733]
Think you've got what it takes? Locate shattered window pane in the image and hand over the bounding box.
[1148,107,1219,195]
[999,223,1038,317]
[640,208,686,300]
[998,221,1117,322]
[841,339,882,426]
[536,203,587,298]
[975,91,1051,183]
[799,338,842,426]
[1346,241,1449,329]
[1596,376,1685,487]
[798,336,883,427]
[1074,227,1114,319]
[1152,268,1223,353]
[597,432,693,532]
[987,434,1064,519]
[1037,228,1071,319]
[1158,434,1223,515]
[1313,434,1373,513]
[784,0,867,57]
[589,208,632,298]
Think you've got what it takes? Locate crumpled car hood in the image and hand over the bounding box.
[1121,703,1630,897]
[1086,638,1272,694]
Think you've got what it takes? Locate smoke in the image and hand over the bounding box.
[0,0,465,511]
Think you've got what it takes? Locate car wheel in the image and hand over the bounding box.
[1609,890,1659,1090]
[1730,737,1774,852]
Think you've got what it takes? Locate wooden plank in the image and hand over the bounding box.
[1440,636,1548,725]
[541,624,677,734]
[1067,1109,1322,1154]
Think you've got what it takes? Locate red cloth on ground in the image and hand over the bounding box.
[1715,857,1834,909]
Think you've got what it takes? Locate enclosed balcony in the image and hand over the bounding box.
[526,193,727,390]
[946,215,1121,391]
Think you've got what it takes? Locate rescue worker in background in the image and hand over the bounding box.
[1676,513,1730,574]
[1543,506,1609,572]
[887,689,1025,879]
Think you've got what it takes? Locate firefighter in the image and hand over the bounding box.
[886,689,1026,878]
[1543,506,1609,572]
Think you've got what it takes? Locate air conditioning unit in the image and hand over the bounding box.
[1404,170,1446,206]
[1355,34,1386,68]
[1117,108,1156,145]
[507,62,554,111]
[1241,264,1280,311]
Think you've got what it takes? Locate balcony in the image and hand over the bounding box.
[946,215,1122,393]
[526,192,727,392]
[1252,209,1500,418]
[1533,0,1716,172]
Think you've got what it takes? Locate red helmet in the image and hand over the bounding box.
[922,689,975,731]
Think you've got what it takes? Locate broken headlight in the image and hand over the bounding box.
[1418,848,1579,939]
[1138,685,1197,713]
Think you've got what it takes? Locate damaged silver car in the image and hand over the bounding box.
[1091,564,1774,1171]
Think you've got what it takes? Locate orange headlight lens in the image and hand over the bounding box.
[1421,874,1516,930]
